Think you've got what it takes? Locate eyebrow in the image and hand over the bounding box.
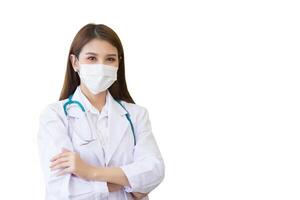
[85,52,98,56]
[85,52,117,57]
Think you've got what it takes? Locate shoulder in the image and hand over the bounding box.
[39,99,68,126]
[119,101,151,124]
[119,101,153,133]
[120,101,149,115]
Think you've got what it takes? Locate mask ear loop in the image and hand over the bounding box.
[74,56,80,72]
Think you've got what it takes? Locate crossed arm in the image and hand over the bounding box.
[50,148,148,199]
[91,167,148,199]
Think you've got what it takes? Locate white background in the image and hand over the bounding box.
[0,0,299,199]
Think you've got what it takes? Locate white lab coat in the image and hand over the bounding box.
[37,87,165,200]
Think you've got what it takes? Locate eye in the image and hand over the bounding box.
[107,57,116,62]
[87,56,96,61]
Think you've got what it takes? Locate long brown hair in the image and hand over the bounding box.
[59,23,135,104]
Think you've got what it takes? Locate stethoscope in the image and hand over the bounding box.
[63,94,136,146]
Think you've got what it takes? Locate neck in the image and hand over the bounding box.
[80,84,107,111]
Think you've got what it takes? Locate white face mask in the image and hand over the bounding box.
[76,62,118,94]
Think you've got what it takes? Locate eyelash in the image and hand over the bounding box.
[107,57,116,62]
[87,56,96,61]
[87,56,116,62]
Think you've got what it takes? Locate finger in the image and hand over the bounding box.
[50,152,71,162]
[132,192,148,199]
[50,153,66,162]
[55,167,71,176]
[107,183,123,192]
[51,161,71,171]
[50,157,70,168]
[62,148,71,153]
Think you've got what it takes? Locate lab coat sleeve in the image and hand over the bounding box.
[37,103,109,200]
[120,107,165,194]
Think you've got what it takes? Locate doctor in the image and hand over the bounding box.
[37,23,165,200]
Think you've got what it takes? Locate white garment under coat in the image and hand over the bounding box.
[37,86,165,200]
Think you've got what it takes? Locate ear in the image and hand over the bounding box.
[70,54,79,72]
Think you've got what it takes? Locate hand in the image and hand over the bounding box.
[131,192,149,200]
[107,182,123,192]
[50,148,95,180]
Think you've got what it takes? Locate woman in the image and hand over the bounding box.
[37,23,165,200]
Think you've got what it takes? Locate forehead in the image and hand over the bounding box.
[80,38,118,55]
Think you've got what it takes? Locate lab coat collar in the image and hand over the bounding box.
[67,86,128,118]
[77,86,109,116]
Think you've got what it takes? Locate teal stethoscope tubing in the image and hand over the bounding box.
[63,94,136,146]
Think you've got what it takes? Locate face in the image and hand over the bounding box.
[70,38,119,71]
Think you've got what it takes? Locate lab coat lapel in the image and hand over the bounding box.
[66,88,104,163]
[106,96,129,165]
[66,89,94,141]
